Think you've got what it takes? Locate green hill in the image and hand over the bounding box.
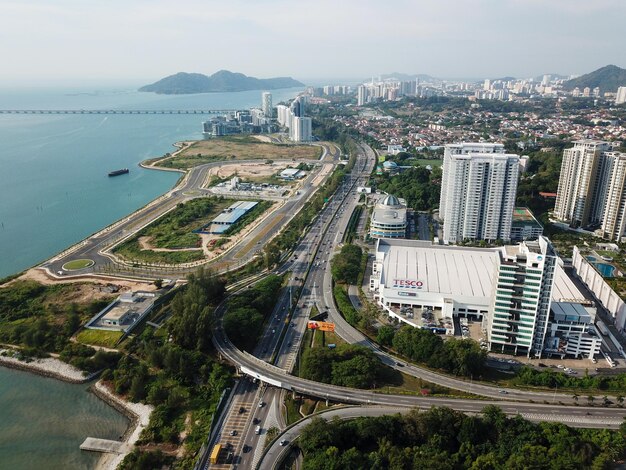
[562,65,626,94]
[139,70,304,94]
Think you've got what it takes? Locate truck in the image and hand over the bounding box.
[596,320,610,336]
[210,443,222,464]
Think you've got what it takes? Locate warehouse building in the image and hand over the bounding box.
[209,201,258,234]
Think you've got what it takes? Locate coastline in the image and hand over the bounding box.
[0,350,153,470]
[91,381,153,470]
[0,349,90,383]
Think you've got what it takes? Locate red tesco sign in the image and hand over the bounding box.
[393,279,423,289]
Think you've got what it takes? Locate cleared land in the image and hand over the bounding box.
[157,135,321,169]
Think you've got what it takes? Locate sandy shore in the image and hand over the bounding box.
[0,349,88,383]
[93,381,153,470]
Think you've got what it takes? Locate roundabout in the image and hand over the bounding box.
[61,259,95,271]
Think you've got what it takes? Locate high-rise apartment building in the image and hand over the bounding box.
[290,116,312,142]
[616,86,626,105]
[261,92,272,118]
[357,85,368,106]
[488,237,557,357]
[552,140,626,238]
[439,143,520,243]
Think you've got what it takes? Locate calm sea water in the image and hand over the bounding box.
[0,85,302,468]
[0,367,129,469]
[0,86,302,278]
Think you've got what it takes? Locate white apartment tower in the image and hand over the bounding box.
[616,87,626,105]
[262,92,273,118]
[290,116,312,142]
[552,140,626,240]
[439,143,520,244]
[357,85,368,106]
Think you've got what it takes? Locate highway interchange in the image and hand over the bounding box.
[204,142,626,469]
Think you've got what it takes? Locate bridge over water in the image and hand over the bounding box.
[0,109,239,115]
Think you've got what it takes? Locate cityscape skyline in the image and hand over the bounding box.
[1,0,625,85]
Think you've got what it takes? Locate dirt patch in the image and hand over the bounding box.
[16,268,158,292]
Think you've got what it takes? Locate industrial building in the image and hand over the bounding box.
[279,168,305,180]
[208,201,258,234]
[87,291,158,331]
[370,238,601,359]
[369,194,407,239]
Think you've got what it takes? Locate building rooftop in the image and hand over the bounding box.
[212,201,258,225]
[377,239,497,298]
[552,264,587,302]
[551,301,593,324]
[512,207,543,228]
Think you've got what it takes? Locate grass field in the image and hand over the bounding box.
[159,135,321,169]
[411,158,442,167]
[62,259,94,270]
[76,329,123,348]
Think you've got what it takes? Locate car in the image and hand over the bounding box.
[253,417,260,424]
[243,444,251,453]
[279,439,289,446]
[229,430,237,436]
[239,407,246,414]
[258,401,265,408]
[395,362,404,367]
[498,390,508,394]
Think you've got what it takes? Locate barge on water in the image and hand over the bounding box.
[108,168,129,177]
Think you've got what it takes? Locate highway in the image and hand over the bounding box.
[206,141,626,469]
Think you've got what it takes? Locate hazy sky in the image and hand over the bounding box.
[1,0,624,85]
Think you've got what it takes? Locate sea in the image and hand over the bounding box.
[0,84,302,468]
[0,85,303,278]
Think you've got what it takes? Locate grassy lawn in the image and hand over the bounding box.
[76,329,123,348]
[62,259,95,270]
[159,136,321,170]
[113,197,234,264]
[409,158,442,167]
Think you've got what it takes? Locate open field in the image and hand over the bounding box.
[76,329,123,348]
[157,135,321,169]
[205,160,302,186]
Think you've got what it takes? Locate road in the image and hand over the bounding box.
[43,143,341,280]
[258,402,625,470]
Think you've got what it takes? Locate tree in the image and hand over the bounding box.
[330,244,362,284]
[376,325,395,346]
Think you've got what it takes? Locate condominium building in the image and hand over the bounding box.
[290,116,312,142]
[616,87,626,105]
[439,143,520,243]
[262,92,273,118]
[488,237,558,357]
[554,140,612,228]
[554,140,626,241]
[357,85,368,106]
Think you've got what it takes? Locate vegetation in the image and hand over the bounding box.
[562,64,626,93]
[390,326,487,378]
[0,280,118,369]
[298,406,626,469]
[330,244,362,284]
[160,135,320,169]
[375,166,441,211]
[333,284,361,327]
[515,149,562,215]
[113,268,233,468]
[300,343,389,389]
[61,259,94,270]
[76,329,123,348]
[513,365,626,393]
[223,274,284,351]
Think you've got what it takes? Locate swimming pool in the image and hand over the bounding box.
[586,256,616,277]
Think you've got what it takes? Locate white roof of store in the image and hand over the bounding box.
[378,240,498,298]
[552,264,587,302]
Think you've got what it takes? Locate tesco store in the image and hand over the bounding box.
[369,239,497,326]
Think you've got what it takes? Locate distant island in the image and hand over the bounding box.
[139,70,304,94]
[562,64,626,94]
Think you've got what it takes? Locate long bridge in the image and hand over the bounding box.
[0,109,239,115]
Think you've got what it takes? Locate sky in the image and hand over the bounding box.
[0,0,625,85]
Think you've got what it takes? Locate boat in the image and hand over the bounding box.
[108,168,129,177]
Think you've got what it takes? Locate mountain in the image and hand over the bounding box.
[562,65,626,93]
[139,70,304,94]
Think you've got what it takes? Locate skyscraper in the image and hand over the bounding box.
[290,116,312,142]
[616,86,626,105]
[261,92,272,118]
[439,143,520,243]
[554,140,613,229]
[357,85,367,106]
